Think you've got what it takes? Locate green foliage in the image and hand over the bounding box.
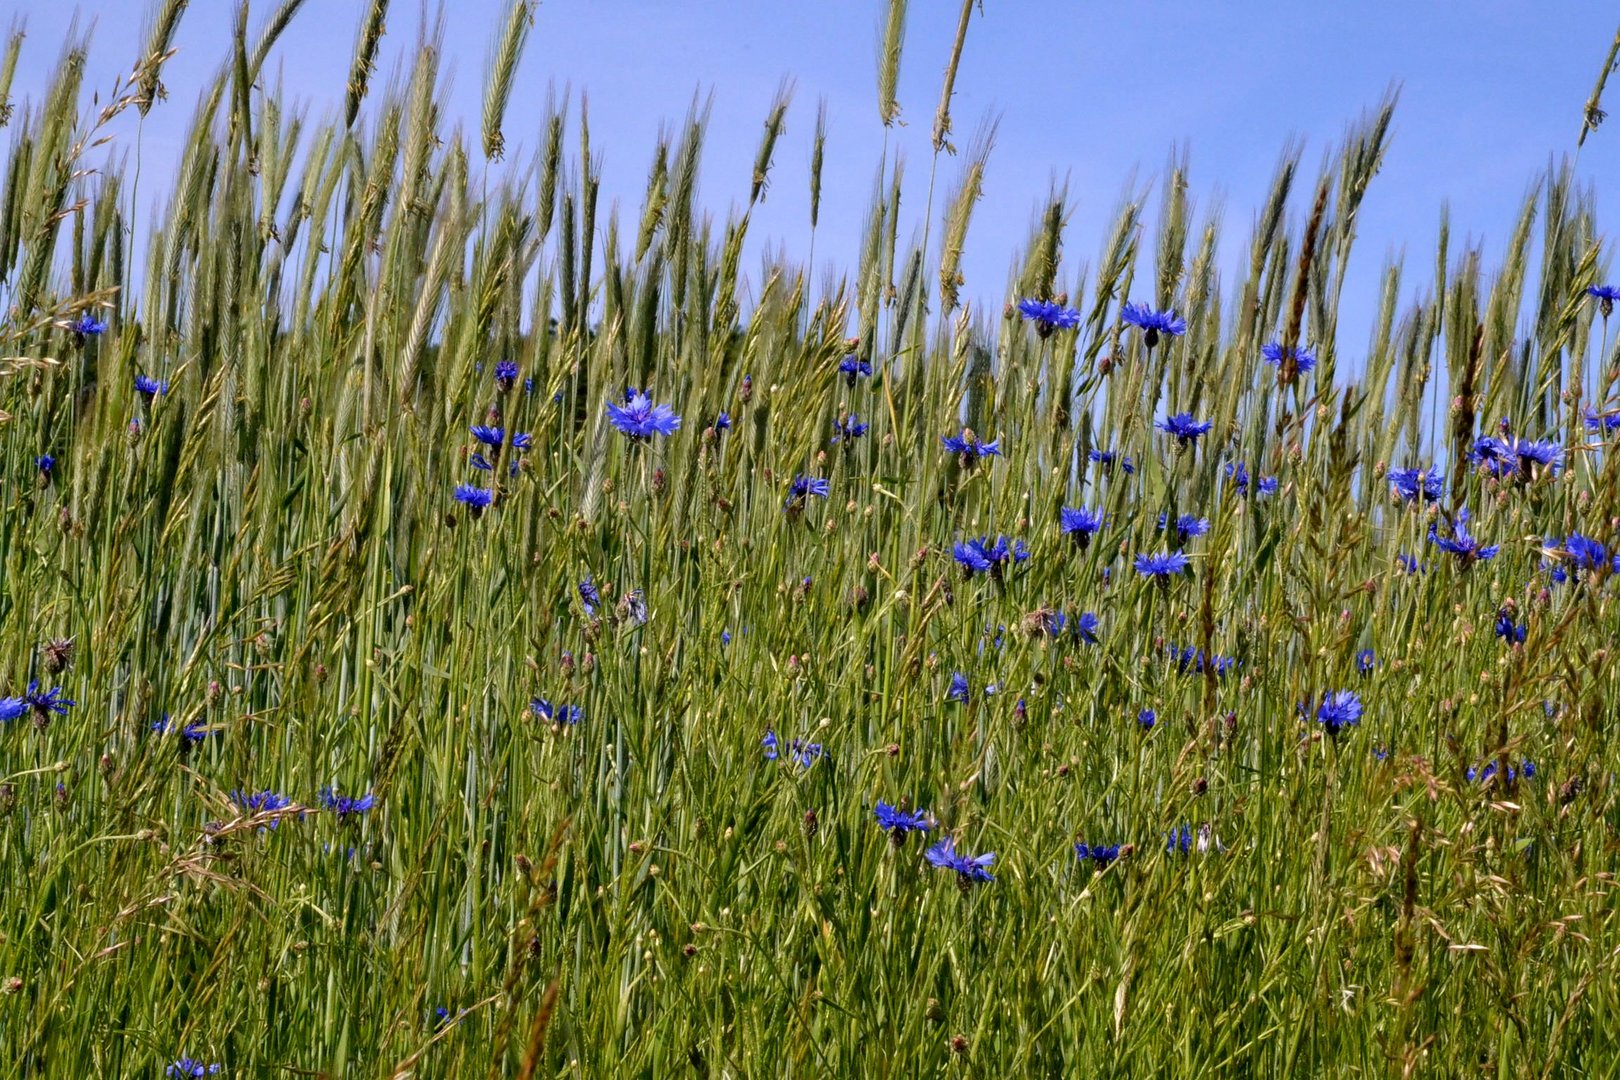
[1,9,1619,1079]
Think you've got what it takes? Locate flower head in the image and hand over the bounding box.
[1388,466,1443,504]
[1560,533,1612,575]
[925,836,995,885]
[1074,842,1123,868]
[1472,435,1562,481]
[1017,297,1082,337]
[1315,690,1363,735]
[838,354,873,385]
[952,535,1030,577]
[494,359,519,388]
[946,672,971,703]
[1495,606,1527,645]
[1134,550,1191,579]
[453,484,494,514]
[22,680,75,728]
[579,577,601,616]
[151,714,211,742]
[1356,649,1377,676]
[36,454,55,476]
[0,697,26,723]
[607,390,681,439]
[1060,505,1105,547]
[941,429,1001,459]
[232,789,293,817]
[1467,759,1537,785]
[165,1059,221,1078]
[712,412,732,432]
[134,374,169,397]
[831,414,869,444]
[532,698,583,724]
[1167,645,1237,677]
[874,801,932,841]
[1428,509,1499,566]
[1158,512,1210,539]
[1090,448,1135,474]
[1073,610,1101,645]
[70,313,107,338]
[1167,824,1195,855]
[1157,412,1213,446]
[1261,340,1316,375]
[1120,301,1187,347]
[1138,708,1157,730]
[1589,283,1620,316]
[1585,409,1620,434]
[784,475,830,511]
[320,787,375,819]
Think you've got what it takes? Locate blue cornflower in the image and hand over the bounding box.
[22,680,75,727]
[231,789,293,819]
[1074,611,1100,645]
[952,535,1030,578]
[784,475,830,511]
[1495,607,1527,645]
[470,425,505,447]
[621,589,648,626]
[70,313,107,338]
[1428,509,1498,566]
[1074,842,1123,868]
[151,714,211,742]
[1120,301,1187,347]
[925,836,995,884]
[1388,466,1443,504]
[941,429,1001,458]
[874,801,932,840]
[720,630,732,646]
[453,484,494,514]
[1261,340,1315,374]
[1157,412,1214,446]
[606,390,681,439]
[1138,708,1157,730]
[1315,690,1364,735]
[713,412,732,432]
[763,729,823,767]
[1158,512,1210,539]
[1168,645,1237,677]
[831,414,869,444]
[1588,284,1620,315]
[0,696,25,722]
[511,433,533,451]
[1134,550,1191,579]
[1017,297,1082,336]
[1089,448,1135,474]
[1167,824,1194,855]
[788,738,824,767]
[1356,649,1377,676]
[1472,435,1562,480]
[36,454,55,476]
[1396,553,1424,575]
[1467,759,1537,784]
[946,672,971,703]
[1585,409,1620,434]
[1257,476,1280,495]
[134,374,169,397]
[1059,505,1105,546]
[165,1059,221,1077]
[494,360,519,390]
[532,698,583,724]
[320,787,375,819]
[579,577,601,616]
[838,354,873,385]
[1561,533,1610,573]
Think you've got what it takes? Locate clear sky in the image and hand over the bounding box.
[9,1,1619,352]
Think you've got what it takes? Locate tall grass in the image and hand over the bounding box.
[2,6,1620,1078]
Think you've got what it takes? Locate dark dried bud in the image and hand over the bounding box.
[0,784,14,816]
[651,468,666,496]
[42,638,75,674]
[803,809,818,838]
[949,1035,969,1056]
[1192,776,1208,796]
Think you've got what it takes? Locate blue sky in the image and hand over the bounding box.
[10,1,1618,348]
